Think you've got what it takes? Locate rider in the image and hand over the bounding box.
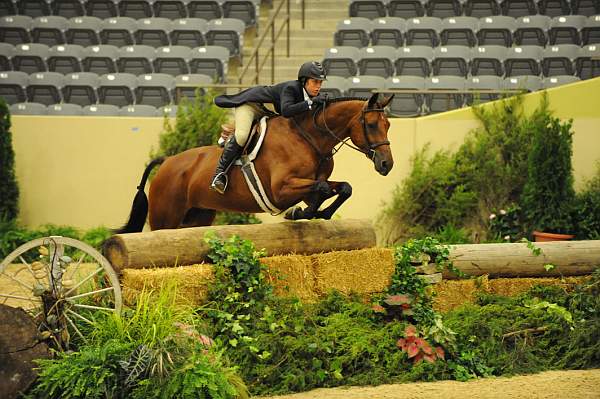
[210,61,327,194]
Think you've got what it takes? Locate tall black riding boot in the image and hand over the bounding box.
[210,138,244,194]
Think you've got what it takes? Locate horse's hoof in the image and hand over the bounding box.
[284,206,301,220]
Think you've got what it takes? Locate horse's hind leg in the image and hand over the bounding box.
[180,208,216,228]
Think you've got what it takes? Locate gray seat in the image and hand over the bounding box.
[427,0,463,18]
[384,75,425,116]
[465,75,503,104]
[357,45,397,78]
[47,102,84,115]
[85,0,118,19]
[52,0,85,18]
[571,0,600,16]
[320,75,349,98]
[10,102,47,114]
[322,46,360,78]
[575,43,600,79]
[371,17,405,47]
[82,44,118,74]
[477,16,516,46]
[187,0,222,20]
[12,43,49,74]
[154,45,191,76]
[542,44,578,76]
[441,16,478,47]
[549,15,586,45]
[464,0,501,17]
[0,15,33,45]
[62,71,99,106]
[27,71,64,105]
[174,73,211,102]
[120,104,159,116]
[117,45,155,75]
[170,18,207,47]
[470,45,506,76]
[387,0,426,18]
[189,45,229,82]
[536,0,570,17]
[334,17,372,48]
[0,71,28,104]
[47,44,84,73]
[504,45,543,76]
[0,0,17,16]
[97,72,136,107]
[100,17,136,47]
[582,15,600,45]
[500,0,537,17]
[503,74,542,91]
[66,16,101,46]
[349,0,388,19]
[83,103,120,115]
[31,16,68,46]
[17,0,51,17]
[154,0,189,19]
[0,42,14,70]
[514,15,550,46]
[205,18,245,61]
[135,73,175,107]
[222,0,260,28]
[135,18,172,47]
[395,45,434,77]
[118,0,153,18]
[432,45,471,77]
[346,75,386,98]
[424,75,465,113]
[542,75,581,88]
[158,104,178,117]
[405,16,442,46]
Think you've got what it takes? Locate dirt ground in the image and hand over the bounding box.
[259,369,600,399]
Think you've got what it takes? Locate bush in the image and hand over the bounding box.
[0,97,19,223]
[574,162,600,239]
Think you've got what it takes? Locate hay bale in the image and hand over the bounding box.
[121,264,214,306]
[488,276,589,297]
[261,255,318,302]
[313,248,395,296]
[432,276,489,313]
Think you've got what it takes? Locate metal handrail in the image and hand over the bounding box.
[237,0,305,86]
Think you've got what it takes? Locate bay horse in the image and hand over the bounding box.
[116,92,395,233]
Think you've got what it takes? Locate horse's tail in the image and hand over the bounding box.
[114,157,165,234]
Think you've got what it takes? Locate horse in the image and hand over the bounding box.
[116,92,395,233]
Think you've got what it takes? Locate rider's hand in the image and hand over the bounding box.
[311,93,327,107]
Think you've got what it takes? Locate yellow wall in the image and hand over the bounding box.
[10,78,600,230]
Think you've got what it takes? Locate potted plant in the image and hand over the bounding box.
[520,101,576,242]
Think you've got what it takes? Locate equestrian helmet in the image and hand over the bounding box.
[297,61,327,81]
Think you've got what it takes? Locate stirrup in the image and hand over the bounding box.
[210,172,229,194]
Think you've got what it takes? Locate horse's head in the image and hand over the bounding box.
[348,93,395,176]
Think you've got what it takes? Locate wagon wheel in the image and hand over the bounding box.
[0,236,122,350]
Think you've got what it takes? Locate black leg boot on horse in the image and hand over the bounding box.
[210,137,244,194]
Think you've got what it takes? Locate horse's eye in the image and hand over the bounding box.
[367,122,378,129]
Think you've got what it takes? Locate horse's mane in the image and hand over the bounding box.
[326,96,369,104]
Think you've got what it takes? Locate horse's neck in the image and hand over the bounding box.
[299,101,360,152]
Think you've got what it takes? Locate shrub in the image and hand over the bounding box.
[574,162,600,239]
[0,97,19,223]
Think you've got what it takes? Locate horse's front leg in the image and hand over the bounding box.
[283,180,334,220]
[313,181,352,220]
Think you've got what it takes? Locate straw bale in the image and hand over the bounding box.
[432,275,489,313]
[121,264,214,306]
[261,255,319,302]
[488,276,590,297]
[312,248,395,296]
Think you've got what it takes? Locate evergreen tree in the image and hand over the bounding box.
[0,98,19,222]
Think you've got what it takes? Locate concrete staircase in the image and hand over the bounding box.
[228,0,349,85]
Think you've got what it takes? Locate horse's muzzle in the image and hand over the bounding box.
[373,151,393,176]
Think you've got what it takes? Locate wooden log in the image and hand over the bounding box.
[103,219,376,272]
[445,240,600,278]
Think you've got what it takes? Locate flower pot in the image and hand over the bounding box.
[532,231,575,242]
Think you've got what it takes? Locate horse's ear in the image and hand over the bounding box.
[367,92,379,109]
[380,94,395,108]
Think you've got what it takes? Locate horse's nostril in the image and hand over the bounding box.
[381,160,387,169]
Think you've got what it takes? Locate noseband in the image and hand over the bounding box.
[315,101,390,160]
